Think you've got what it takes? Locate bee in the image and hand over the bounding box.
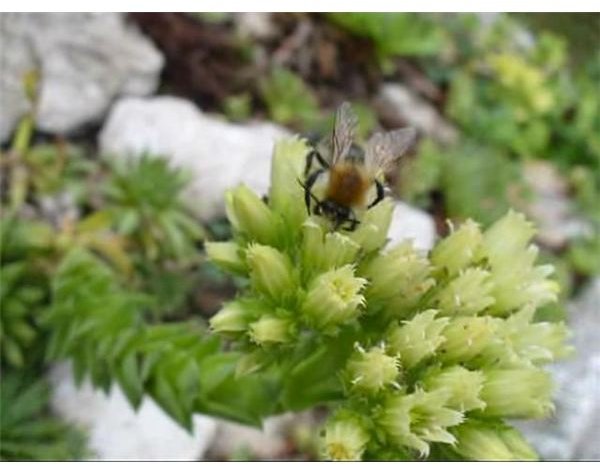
[302,102,416,231]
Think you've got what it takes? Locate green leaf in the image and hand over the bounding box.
[280,331,356,411]
[116,353,143,409]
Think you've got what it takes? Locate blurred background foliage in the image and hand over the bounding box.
[1,12,598,460]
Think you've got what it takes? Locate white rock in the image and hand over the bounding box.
[387,201,437,252]
[209,415,291,459]
[375,84,459,146]
[513,278,600,460]
[0,13,163,142]
[207,410,319,459]
[99,96,290,221]
[49,362,218,460]
[234,13,277,40]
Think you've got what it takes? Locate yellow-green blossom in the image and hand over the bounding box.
[301,219,360,276]
[246,243,296,301]
[379,389,463,457]
[422,365,486,412]
[226,185,280,245]
[346,345,400,394]
[480,368,554,418]
[249,314,294,345]
[434,268,495,316]
[210,299,263,334]
[438,316,498,364]
[323,414,370,461]
[387,309,449,368]
[431,219,482,276]
[348,198,395,253]
[361,240,435,313]
[452,420,538,460]
[205,241,246,275]
[301,265,366,332]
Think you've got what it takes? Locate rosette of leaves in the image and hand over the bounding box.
[0,261,47,368]
[0,215,55,368]
[259,67,320,130]
[45,247,278,429]
[101,154,203,262]
[22,143,96,203]
[0,373,87,460]
[206,138,572,460]
[445,19,570,159]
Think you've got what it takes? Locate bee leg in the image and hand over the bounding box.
[367,179,386,209]
[305,149,329,176]
[303,169,326,214]
[342,209,361,232]
[315,151,329,169]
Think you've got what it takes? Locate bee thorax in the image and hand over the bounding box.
[326,163,371,208]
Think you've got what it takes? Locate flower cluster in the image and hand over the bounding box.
[206,138,572,460]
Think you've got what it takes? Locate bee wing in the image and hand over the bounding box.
[365,127,417,175]
[331,102,359,165]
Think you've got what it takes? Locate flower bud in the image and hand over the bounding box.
[478,210,536,266]
[209,299,263,334]
[301,265,367,332]
[205,241,246,275]
[480,368,554,418]
[348,198,394,253]
[387,309,449,368]
[346,345,400,394]
[480,306,573,367]
[489,244,559,315]
[431,219,482,276]
[269,137,309,231]
[379,390,463,457]
[452,420,538,460]
[509,306,573,363]
[361,241,435,312]
[302,219,360,276]
[422,366,486,412]
[246,244,296,301]
[434,268,495,316]
[477,211,558,315]
[322,413,370,460]
[438,316,498,364]
[226,185,280,245]
[249,314,294,345]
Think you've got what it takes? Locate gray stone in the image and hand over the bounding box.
[49,362,218,460]
[523,161,587,249]
[374,84,459,146]
[513,278,600,460]
[207,413,306,459]
[0,13,163,142]
[234,13,277,40]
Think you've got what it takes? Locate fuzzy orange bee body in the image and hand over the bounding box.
[326,162,372,209]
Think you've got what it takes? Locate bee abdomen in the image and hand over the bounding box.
[326,164,370,208]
